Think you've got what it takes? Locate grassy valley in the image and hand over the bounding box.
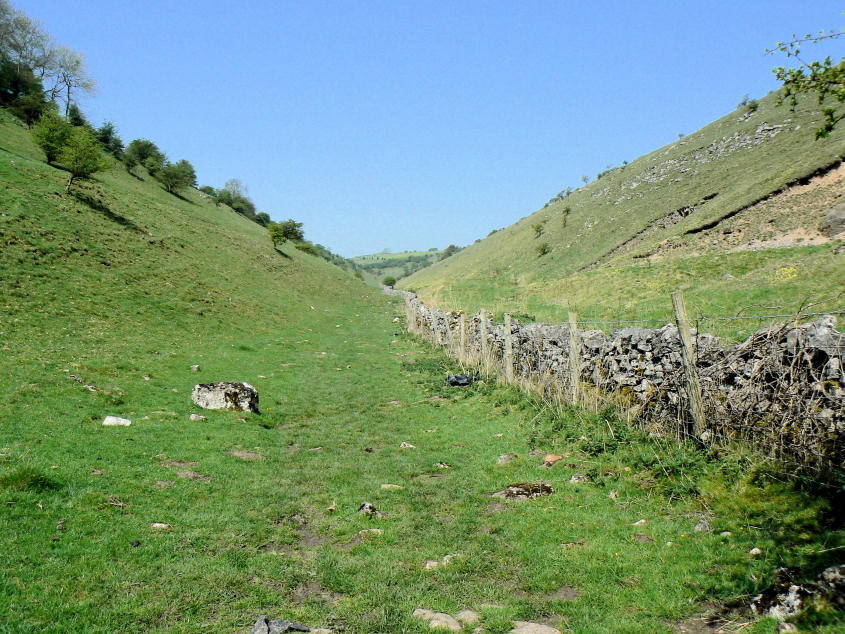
[351,248,446,287]
[2,103,844,632]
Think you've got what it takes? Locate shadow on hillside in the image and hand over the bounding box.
[73,189,146,233]
[274,246,291,259]
[167,190,195,204]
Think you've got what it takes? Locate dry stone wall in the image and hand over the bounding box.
[385,288,844,472]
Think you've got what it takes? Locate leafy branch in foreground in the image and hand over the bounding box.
[769,26,845,139]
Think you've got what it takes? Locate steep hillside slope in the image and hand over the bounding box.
[402,91,845,331]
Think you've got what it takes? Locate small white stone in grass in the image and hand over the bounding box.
[749,547,762,556]
[400,442,416,449]
[381,484,404,491]
[102,416,131,426]
[666,541,674,547]
[413,609,435,621]
[720,531,732,537]
[632,519,647,526]
[441,553,459,566]
[189,414,206,421]
[150,522,171,530]
[424,560,440,570]
[190,365,200,372]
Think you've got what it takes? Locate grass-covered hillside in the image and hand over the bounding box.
[401,91,845,332]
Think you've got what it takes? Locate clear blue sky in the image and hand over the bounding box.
[16,1,845,257]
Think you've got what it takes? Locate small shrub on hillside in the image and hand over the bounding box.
[31,112,71,165]
[561,205,571,228]
[382,276,396,287]
[746,99,759,114]
[532,222,545,238]
[59,127,110,192]
[294,241,319,256]
[536,242,550,257]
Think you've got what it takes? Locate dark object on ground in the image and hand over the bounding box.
[252,615,311,633]
[447,373,477,386]
[751,564,845,620]
[492,482,554,499]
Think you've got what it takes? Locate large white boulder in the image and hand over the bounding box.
[191,382,259,413]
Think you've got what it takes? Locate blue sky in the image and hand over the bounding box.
[16,1,845,256]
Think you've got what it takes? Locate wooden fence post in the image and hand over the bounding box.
[504,313,514,383]
[671,291,706,439]
[568,311,580,404]
[480,310,489,377]
[459,311,466,364]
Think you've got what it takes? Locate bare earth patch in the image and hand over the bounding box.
[176,470,211,482]
[226,449,265,461]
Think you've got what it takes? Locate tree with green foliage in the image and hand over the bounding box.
[31,110,70,164]
[125,138,163,167]
[382,276,396,287]
[155,159,196,194]
[770,26,845,138]
[66,102,87,127]
[254,212,271,227]
[59,126,109,192]
[94,120,123,157]
[294,241,319,256]
[439,244,460,260]
[535,242,550,257]
[269,223,287,248]
[275,219,304,242]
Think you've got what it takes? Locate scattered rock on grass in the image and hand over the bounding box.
[189,413,206,421]
[400,441,416,449]
[632,519,647,526]
[150,522,171,530]
[102,416,131,427]
[251,615,310,633]
[358,502,384,517]
[492,482,554,500]
[191,381,259,412]
[694,518,711,533]
[609,490,620,500]
[497,453,518,465]
[456,610,480,627]
[413,609,462,631]
[634,533,654,544]
[190,364,200,372]
[749,547,762,556]
[510,621,560,634]
[569,474,588,484]
[543,454,563,467]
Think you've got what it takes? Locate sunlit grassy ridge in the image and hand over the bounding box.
[401,91,845,331]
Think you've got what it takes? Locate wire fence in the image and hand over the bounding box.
[386,288,845,484]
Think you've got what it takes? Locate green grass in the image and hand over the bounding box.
[401,90,845,332]
[1,107,844,632]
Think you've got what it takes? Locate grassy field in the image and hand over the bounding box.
[400,90,845,334]
[1,108,844,633]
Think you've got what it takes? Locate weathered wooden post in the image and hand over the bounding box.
[504,313,515,384]
[480,310,489,377]
[459,311,466,364]
[671,291,706,440]
[568,311,580,404]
